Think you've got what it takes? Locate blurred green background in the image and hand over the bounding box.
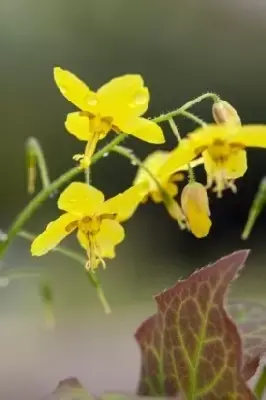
[1,0,266,398]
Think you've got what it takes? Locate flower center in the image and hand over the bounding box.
[78,213,117,271]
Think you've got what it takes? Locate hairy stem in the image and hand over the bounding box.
[18,230,111,314]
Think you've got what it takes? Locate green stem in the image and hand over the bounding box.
[241,177,266,240]
[179,110,206,127]
[26,137,51,194]
[168,118,195,183]
[113,145,165,193]
[0,133,127,258]
[18,230,111,314]
[153,92,219,124]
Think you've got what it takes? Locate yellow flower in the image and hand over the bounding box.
[133,150,204,226]
[31,182,145,271]
[53,67,165,168]
[159,124,266,198]
[181,182,211,238]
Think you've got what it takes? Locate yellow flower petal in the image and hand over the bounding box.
[181,182,211,238]
[230,125,266,148]
[97,75,149,121]
[58,182,105,217]
[158,142,196,180]
[185,207,212,238]
[65,112,93,141]
[102,183,147,222]
[94,219,125,257]
[119,117,165,144]
[76,229,88,250]
[203,149,247,179]
[31,213,77,256]
[53,67,98,112]
[133,151,169,188]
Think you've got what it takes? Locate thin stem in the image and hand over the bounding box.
[168,118,195,183]
[241,177,266,240]
[18,230,111,314]
[0,133,127,258]
[113,145,165,193]
[179,110,206,127]
[26,137,51,194]
[153,92,219,124]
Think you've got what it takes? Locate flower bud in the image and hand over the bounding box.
[181,182,211,238]
[212,101,241,126]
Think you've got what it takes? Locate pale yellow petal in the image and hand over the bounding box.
[65,112,93,141]
[53,67,98,112]
[95,219,125,258]
[158,142,196,180]
[31,213,77,256]
[101,183,147,222]
[203,149,247,179]
[230,125,266,148]
[118,117,165,144]
[77,229,88,250]
[97,75,149,121]
[133,151,169,187]
[58,182,105,216]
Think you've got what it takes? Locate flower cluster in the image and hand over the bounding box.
[30,68,266,271]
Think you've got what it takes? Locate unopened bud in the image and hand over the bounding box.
[212,101,241,126]
[181,182,211,238]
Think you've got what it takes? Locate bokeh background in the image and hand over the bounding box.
[1,0,266,398]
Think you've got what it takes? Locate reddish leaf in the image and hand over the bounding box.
[228,300,266,381]
[135,250,255,399]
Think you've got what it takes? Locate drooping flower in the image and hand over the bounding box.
[159,124,266,197]
[31,182,146,271]
[53,68,165,168]
[181,182,211,238]
[133,150,204,226]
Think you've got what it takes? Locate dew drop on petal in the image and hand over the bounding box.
[131,160,137,166]
[103,152,109,158]
[86,94,98,106]
[130,89,149,107]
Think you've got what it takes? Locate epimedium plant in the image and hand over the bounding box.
[1,68,266,398]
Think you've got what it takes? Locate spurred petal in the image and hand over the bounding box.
[53,67,98,112]
[97,75,149,121]
[95,219,125,257]
[102,183,147,222]
[31,213,77,256]
[58,182,104,217]
[65,112,92,141]
[230,125,266,148]
[119,117,165,144]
